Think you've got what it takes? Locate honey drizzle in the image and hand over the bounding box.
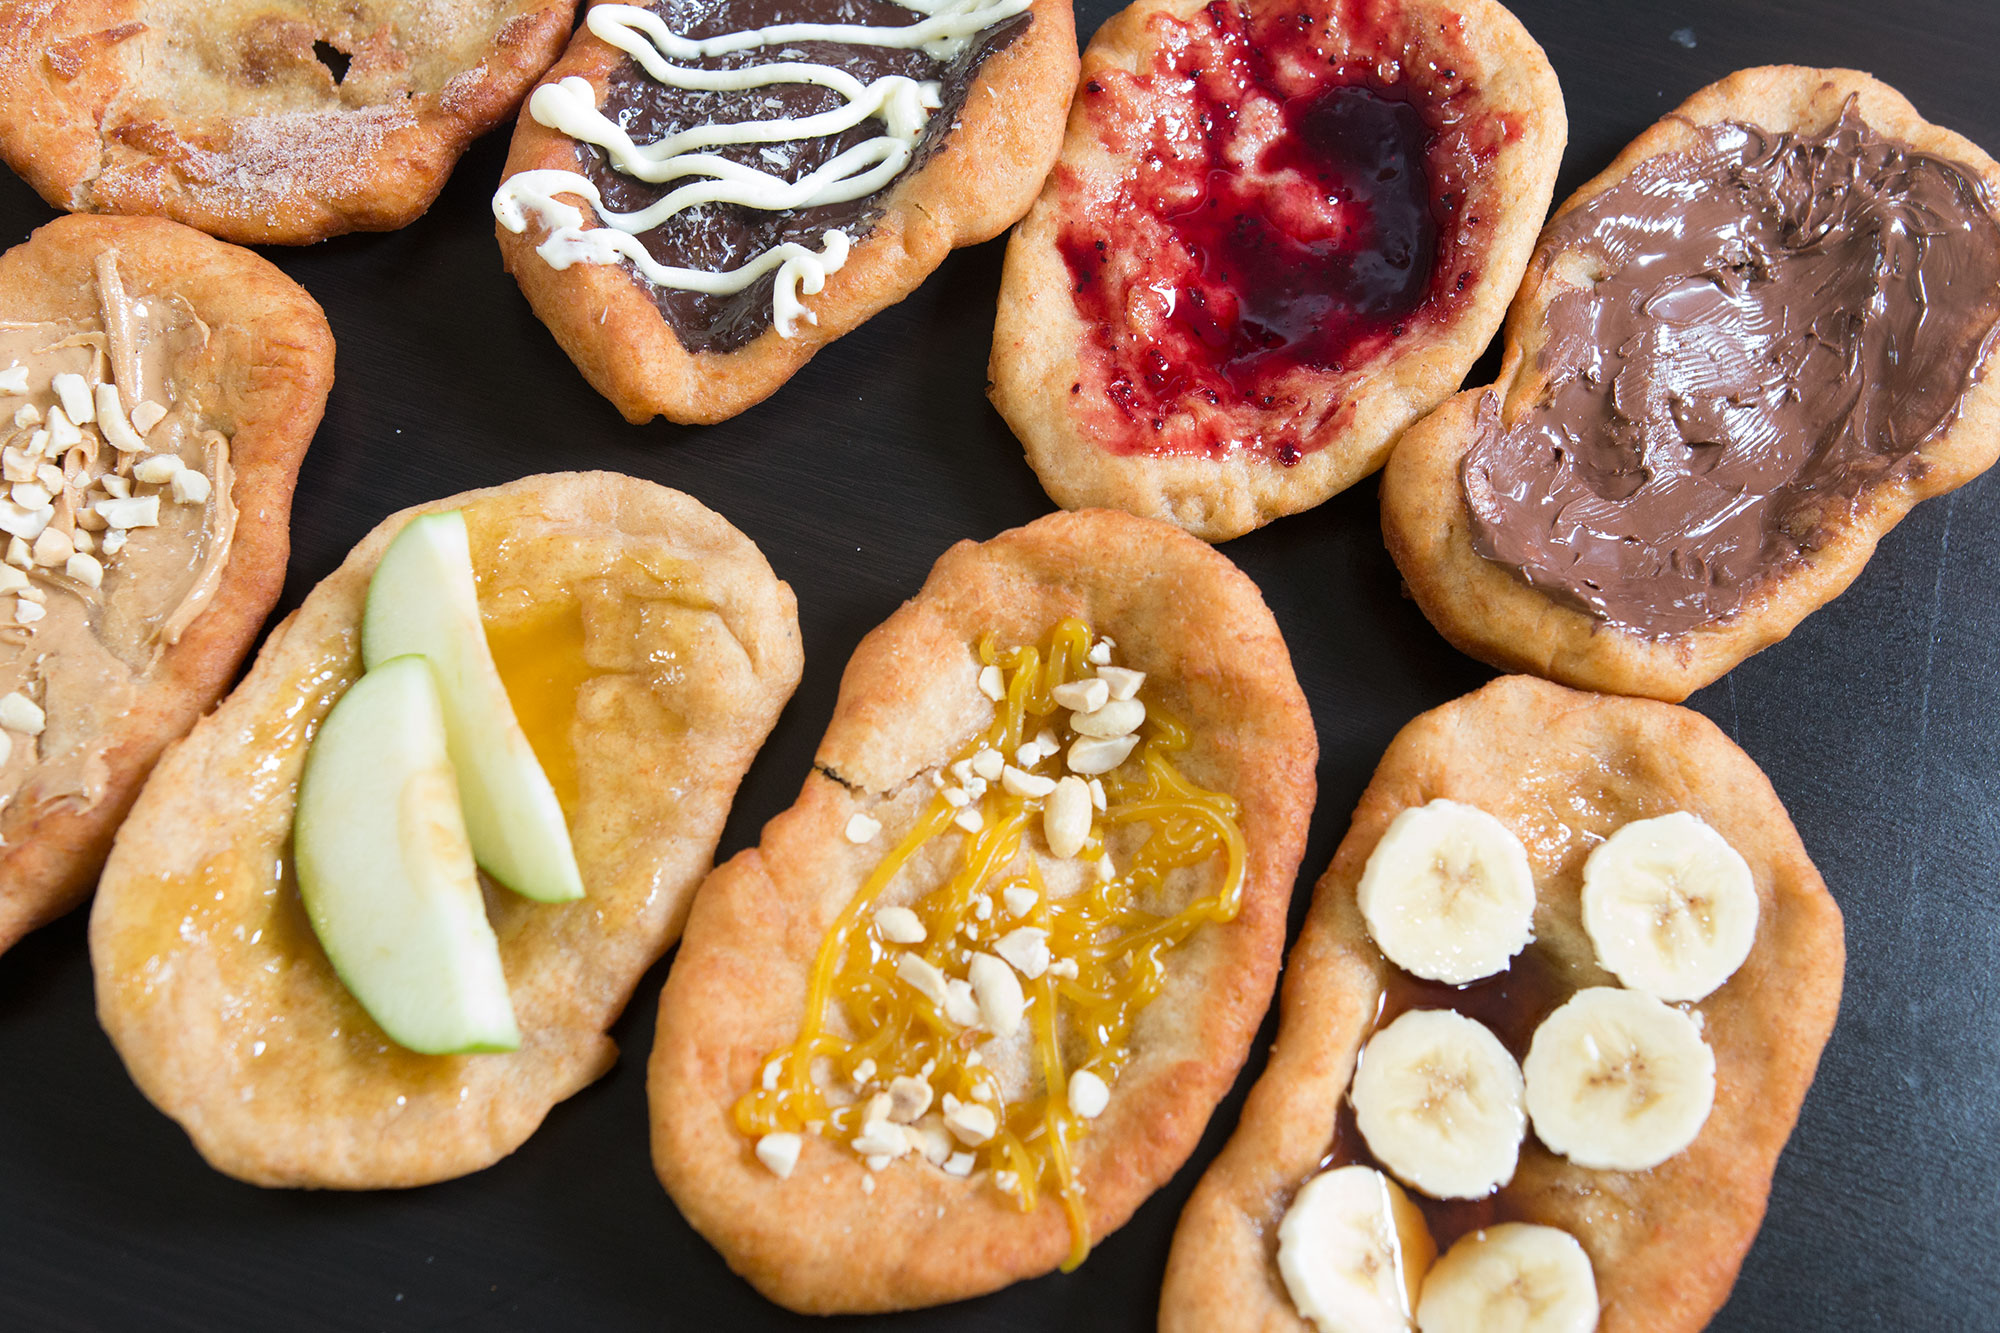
[732,619,1247,1269]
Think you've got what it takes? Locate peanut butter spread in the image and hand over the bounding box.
[0,252,234,834]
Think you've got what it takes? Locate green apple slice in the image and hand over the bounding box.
[294,654,521,1055]
[361,510,585,903]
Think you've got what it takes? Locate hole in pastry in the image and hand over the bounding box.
[312,39,351,84]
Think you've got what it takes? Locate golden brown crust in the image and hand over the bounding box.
[89,471,803,1188]
[988,0,1566,542]
[496,0,1078,425]
[649,508,1317,1311]
[0,0,575,245]
[1382,66,2000,700]
[1159,674,1844,1333]
[0,213,331,958]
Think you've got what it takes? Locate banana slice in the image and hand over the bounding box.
[1581,811,1758,1002]
[1351,1009,1526,1200]
[1277,1165,1437,1333]
[1357,799,1536,984]
[1415,1223,1599,1333]
[1523,987,1715,1171]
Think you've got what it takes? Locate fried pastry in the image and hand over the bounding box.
[0,213,331,959]
[90,472,803,1188]
[1160,674,1843,1333]
[649,508,1316,1310]
[0,1,576,244]
[1381,67,2000,700]
[989,0,1565,541]
[492,0,1077,424]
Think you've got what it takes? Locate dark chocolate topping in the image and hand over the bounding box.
[586,0,1025,355]
[1462,100,2000,637]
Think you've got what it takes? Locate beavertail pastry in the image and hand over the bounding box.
[989,0,1565,541]
[0,1,577,244]
[493,0,1077,424]
[649,508,1316,1311]
[0,214,330,959]
[90,473,802,1187]
[1382,67,2000,701]
[1160,675,1844,1333]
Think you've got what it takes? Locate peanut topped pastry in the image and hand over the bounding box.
[650,508,1316,1311]
[0,1,577,244]
[0,214,330,958]
[1162,675,1843,1333]
[990,0,1565,541]
[493,0,1076,423]
[91,473,801,1187]
[1383,67,2000,700]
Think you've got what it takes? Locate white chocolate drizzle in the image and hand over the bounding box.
[491,0,1029,338]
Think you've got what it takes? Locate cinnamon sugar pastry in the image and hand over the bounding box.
[1161,674,1843,1333]
[1382,67,2000,701]
[990,0,1565,541]
[0,1,575,244]
[0,213,330,958]
[493,0,1076,424]
[650,508,1315,1310]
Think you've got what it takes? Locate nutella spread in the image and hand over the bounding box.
[0,253,232,834]
[493,0,1028,354]
[1463,101,2000,636]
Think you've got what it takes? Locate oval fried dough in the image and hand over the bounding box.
[650,508,1317,1311]
[1381,67,2000,700]
[90,471,802,1188]
[0,214,331,958]
[1160,674,1844,1333]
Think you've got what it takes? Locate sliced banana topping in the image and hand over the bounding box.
[1357,799,1537,985]
[1581,811,1758,1002]
[1277,1164,1436,1333]
[1351,1009,1527,1200]
[1523,987,1715,1172]
[1415,1223,1599,1333]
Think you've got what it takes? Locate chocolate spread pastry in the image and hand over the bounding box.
[587,0,1027,354]
[1462,100,2000,637]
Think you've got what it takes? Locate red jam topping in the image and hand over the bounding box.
[1056,0,1501,464]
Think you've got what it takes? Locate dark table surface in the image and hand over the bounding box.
[2,1,1996,1329]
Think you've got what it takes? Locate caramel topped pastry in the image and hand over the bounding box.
[0,214,329,958]
[1161,675,1843,1333]
[650,508,1316,1312]
[90,473,801,1187]
[989,0,1565,540]
[1383,67,2000,700]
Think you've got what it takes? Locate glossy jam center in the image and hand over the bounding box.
[1166,86,1437,399]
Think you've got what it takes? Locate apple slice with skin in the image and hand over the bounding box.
[362,510,585,903]
[294,654,521,1055]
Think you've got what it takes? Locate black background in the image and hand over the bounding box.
[2,1,1996,1328]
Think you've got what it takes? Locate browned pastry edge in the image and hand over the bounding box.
[988,0,1566,542]
[496,0,1078,424]
[1381,66,2000,701]
[1159,674,1844,1333]
[649,507,1317,1311]
[0,1,575,244]
[0,213,331,957]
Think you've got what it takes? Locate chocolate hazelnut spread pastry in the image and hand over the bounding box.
[1162,674,1843,1333]
[0,214,330,958]
[987,0,1566,542]
[649,509,1315,1311]
[92,473,802,1187]
[494,0,1077,424]
[0,1,576,245]
[1383,67,2000,700]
